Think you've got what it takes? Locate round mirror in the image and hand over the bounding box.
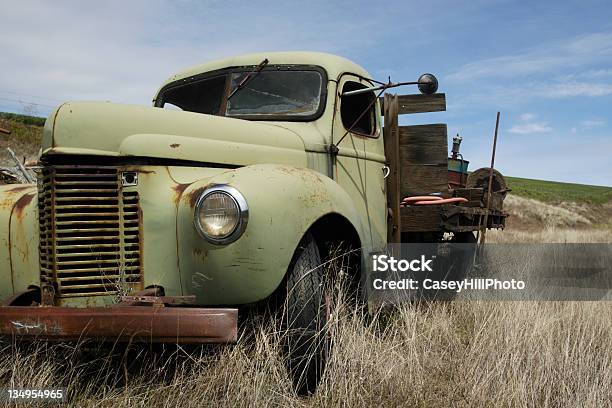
[418,73,438,94]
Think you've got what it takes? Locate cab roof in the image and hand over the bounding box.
[154,51,372,102]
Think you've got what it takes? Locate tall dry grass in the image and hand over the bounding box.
[487,227,612,243]
[1,229,610,407]
[1,300,609,407]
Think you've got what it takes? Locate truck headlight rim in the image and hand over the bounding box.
[194,185,248,245]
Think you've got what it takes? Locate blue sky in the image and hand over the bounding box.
[1,0,611,185]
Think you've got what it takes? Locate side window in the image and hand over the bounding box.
[340,81,377,136]
[161,75,226,115]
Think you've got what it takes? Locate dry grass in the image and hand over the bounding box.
[488,227,612,243]
[0,119,42,167]
[504,195,592,229]
[503,194,612,232]
[1,300,609,407]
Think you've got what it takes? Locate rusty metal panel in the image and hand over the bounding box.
[380,93,446,115]
[0,185,40,299]
[0,305,238,343]
[38,165,143,298]
[9,187,40,293]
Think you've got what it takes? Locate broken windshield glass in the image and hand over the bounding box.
[226,70,322,117]
[159,68,324,120]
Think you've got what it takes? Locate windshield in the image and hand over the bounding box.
[227,71,321,116]
[159,67,325,120]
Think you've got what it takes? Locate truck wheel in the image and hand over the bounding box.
[282,232,329,395]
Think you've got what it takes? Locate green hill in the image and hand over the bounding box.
[505,176,612,205]
[0,113,44,165]
[0,112,46,127]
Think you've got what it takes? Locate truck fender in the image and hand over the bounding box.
[0,184,39,300]
[175,164,364,305]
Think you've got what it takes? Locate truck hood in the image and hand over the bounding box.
[42,102,307,167]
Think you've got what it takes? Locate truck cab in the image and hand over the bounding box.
[153,52,388,254]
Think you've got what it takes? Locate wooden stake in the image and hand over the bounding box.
[479,112,500,244]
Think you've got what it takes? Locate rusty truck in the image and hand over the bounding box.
[0,52,507,394]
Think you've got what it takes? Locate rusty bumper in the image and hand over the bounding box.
[0,305,238,344]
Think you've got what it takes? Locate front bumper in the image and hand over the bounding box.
[0,303,238,344]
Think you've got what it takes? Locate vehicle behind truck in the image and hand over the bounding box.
[0,51,506,394]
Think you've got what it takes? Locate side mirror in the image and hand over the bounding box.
[417,73,438,95]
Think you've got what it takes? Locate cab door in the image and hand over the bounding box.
[332,74,387,252]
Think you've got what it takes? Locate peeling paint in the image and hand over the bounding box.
[13,192,34,219]
[193,247,208,261]
[11,320,42,333]
[173,182,191,202]
[5,185,31,194]
[188,186,207,208]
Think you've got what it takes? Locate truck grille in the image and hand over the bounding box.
[38,165,143,297]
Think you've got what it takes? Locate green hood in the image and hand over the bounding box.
[42,102,307,167]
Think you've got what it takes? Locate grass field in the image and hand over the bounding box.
[1,273,610,407]
[506,176,612,205]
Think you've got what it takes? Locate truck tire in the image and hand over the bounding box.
[282,232,329,395]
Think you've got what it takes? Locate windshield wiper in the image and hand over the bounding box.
[227,58,269,101]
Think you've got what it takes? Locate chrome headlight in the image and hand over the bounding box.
[194,185,248,245]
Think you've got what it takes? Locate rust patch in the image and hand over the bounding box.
[172,183,191,204]
[125,168,156,174]
[170,143,180,148]
[4,185,31,194]
[274,166,329,205]
[275,165,321,184]
[0,305,238,343]
[193,247,208,261]
[188,186,207,208]
[13,192,35,219]
[1,186,36,211]
[0,199,12,211]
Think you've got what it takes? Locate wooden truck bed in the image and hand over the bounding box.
[382,92,507,242]
[401,205,506,233]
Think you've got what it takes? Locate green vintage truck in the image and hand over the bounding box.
[0,52,506,393]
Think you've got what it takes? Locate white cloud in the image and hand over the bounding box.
[509,122,552,134]
[446,32,612,81]
[542,82,612,97]
[0,0,383,115]
[584,68,612,78]
[509,113,552,134]
[581,119,605,127]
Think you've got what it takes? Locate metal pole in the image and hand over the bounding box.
[479,112,500,245]
[340,80,419,97]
